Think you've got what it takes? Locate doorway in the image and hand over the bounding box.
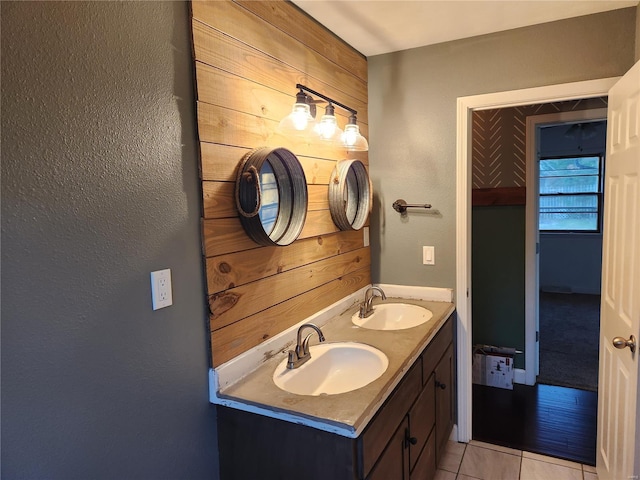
[458,64,640,480]
[525,109,608,390]
[469,105,606,464]
[454,77,619,445]
[535,118,607,392]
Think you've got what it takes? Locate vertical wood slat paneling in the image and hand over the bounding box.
[196,101,368,153]
[197,102,367,161]
[197,102,275,149]
[206,230,365,294]
[191,0,369,367]
[209,247,370,330]
[235,1,367,84]
[211,268,371,366]
[192,1,367,104]
[199,143,249,181]
[200,142,351,184]
[202,182,236,219]
[191,20,368,125]
[203,183,329,219]
[201,209,344,257]
[196,62,356,127]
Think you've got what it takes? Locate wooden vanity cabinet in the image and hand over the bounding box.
[365,373,435,480]
[217,314,455,480]
[366,417,410,480]
[434,344,454,460]
[362,362,422,480]
[363,314,454,480]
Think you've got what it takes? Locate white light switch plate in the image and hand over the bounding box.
[151,269,173,310]
[423,246,435,265]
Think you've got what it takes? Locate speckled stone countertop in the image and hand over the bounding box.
[218,297,455,437]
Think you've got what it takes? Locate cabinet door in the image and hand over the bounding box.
[360,363,421,478]
[367,418,410,480]
[408,374,435,472]
[410,429,436,480]
[434,344,454,462]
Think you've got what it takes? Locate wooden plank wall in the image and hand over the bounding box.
[191,0,371,367]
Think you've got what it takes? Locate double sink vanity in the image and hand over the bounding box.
[210,285,456,479]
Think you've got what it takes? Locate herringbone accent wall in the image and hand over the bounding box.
[472,97,608,189]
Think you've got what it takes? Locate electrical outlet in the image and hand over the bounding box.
[423,246,435,265]
[151,269,173,310]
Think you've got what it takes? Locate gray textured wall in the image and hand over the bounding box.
[1,2,219,479]
[368,8,636,289]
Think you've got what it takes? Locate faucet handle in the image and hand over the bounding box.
[287,323,326,370]
[287,350,296,369]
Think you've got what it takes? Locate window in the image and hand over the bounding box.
[539,155,604,232]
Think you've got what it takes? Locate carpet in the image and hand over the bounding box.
[537,292,600,391]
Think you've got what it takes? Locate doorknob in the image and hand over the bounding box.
[612,335,636,353]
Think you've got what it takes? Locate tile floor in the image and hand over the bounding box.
[436,440,598,480]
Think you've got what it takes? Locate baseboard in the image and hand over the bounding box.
[514,368,527,385]
[450,424,459,442]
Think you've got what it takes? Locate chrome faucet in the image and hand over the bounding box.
[287,323,326,369]
[359,286,387,318]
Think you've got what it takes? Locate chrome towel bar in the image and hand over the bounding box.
[392,199,432,214]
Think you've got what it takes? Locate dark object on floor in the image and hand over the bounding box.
[473,383,597,465]
[538,292,600,391]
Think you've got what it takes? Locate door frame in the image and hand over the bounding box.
[455,77,620,443]
[524,108,609,386]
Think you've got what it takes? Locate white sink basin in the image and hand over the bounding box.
[352,303,433,330]
[272,342,388,396]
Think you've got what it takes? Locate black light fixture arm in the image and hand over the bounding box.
[296,84,357,116]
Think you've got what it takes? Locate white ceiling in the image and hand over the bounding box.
[291,0,638,57]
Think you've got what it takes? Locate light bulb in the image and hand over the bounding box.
[277,90,316,137]
[314,104,343,142]
[290,103,312,131]
[342,124,359,146]
[341,114,368,151]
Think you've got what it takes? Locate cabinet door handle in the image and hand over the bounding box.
[435,380,447,390]
[404,428,418,447]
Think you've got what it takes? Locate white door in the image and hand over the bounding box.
[597,59,640,480]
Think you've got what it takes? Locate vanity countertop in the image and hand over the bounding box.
[217,297,455,437]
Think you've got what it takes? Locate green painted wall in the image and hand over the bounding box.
[472,206,526,369]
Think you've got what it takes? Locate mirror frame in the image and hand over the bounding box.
[235,147,308,247]
[328,159,372,231]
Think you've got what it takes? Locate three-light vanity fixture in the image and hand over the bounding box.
[236,87,371,247]
[278,84,369,152]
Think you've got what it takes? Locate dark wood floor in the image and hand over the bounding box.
[473,383,597,465]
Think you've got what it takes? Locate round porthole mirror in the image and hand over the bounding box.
[328,160,372,231]
[235,147,308,246]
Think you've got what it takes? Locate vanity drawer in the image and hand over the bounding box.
[421,315,453,382]
[360,360,422,478]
